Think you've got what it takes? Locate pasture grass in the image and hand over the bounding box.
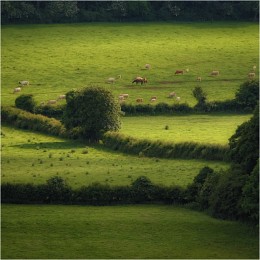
[2,204,259,259]
[1,125,229,188]
[1,22,259,106]
[120,114,251,144]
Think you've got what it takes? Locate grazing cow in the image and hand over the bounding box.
[118,95,125,101]
[19,80,29,86]
[211,71,220,76]
[176,97,181,101]
[13,87,21,93]
[150,98,156,102]
[248,72,255,78]
[197,77,202,82]
[175,70,184,75]
[136,98,143,103]
[132,77,147,85]
[120,94,129,99]
[168,92,176,98]
[150,96,157,100]
[145,64,151,70]
[58,94,66,100]
[48,100,57,105]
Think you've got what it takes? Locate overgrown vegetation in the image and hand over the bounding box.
[15,94,36,113]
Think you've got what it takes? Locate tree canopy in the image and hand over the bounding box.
[1,1,259,24]
[63,86,121,141]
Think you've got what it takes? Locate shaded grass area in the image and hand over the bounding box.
[120,114,251,144]
[1,22,259,106]
[2,204,259,259]
[1,125,229,188]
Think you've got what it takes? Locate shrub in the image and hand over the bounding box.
[15,94,36,113]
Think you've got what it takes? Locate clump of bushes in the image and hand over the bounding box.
[15,94,36,113]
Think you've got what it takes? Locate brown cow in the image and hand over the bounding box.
[132,77,147,85]
[175,70,184,75]
[136,98,143,103]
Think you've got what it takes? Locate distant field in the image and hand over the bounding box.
[1,22,258,106]
[2,204,259,259]
[120,114,251,144]
[1,125,229,188]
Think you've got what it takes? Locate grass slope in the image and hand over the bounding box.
[1,22,259,106]
[120,114,251,144]
[2,204,259,259]
[1,125,229,188]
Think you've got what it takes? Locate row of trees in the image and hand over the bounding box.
[2,1,259,24]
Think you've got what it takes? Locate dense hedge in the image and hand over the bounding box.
[1,106,67,137]
[1,176,185,205]
[34,104,65,119]
[103,132,229,161]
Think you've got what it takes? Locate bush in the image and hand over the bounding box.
[15,94,36,113]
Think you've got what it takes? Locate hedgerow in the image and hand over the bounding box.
[102,132,229,161]
[1,106,67,137]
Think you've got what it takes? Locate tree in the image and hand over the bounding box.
[228,103,259,173]
[235,80,259,111]
[15,94,36,113]
[192,86,208,110]
[63,86,121,141]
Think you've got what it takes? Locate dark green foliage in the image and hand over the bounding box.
[15,94,36,113]
[1,176,185,206]
[120,102,192,115]
[34,104,65,119]
[235,80,259,112]
[228,104,259,173]
[192,86,208,111]
[1,106,67,137]
[240,161,259,224]
[209,168,248,220]
[1,1,258,24]
[185,167,215,203]
[63,87,121,141]
[102,132,229,161]
[45,176,72,203]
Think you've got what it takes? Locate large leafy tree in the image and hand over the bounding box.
[228,103,259,173]
[63,86,121,141]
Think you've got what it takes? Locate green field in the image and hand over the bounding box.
[2,204,259,259]
[1,125,229,188]
[120,114,251,144]
[1,21,258,259]
[1,22,259,107]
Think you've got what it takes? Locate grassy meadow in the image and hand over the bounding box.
[2,204,259,259]
[1,125,229,188]
[1,21,259,259]
[1,22,259,107]
[120,114,251,144]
